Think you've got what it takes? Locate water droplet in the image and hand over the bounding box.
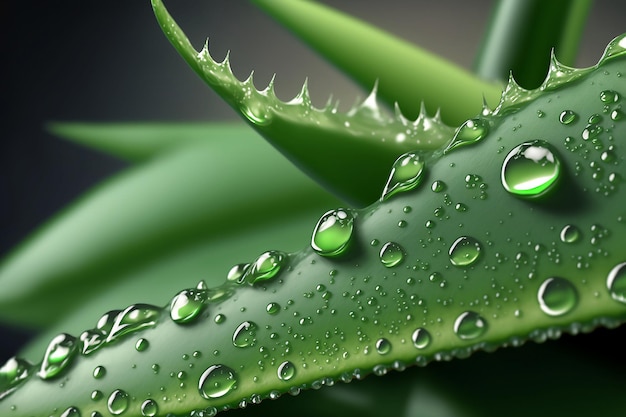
[198,365,238,399]
[170,289,206,324]
[610,109,624,121]
[60,407,81,417]
[501,140,561,198]
[135,338,149,352]
[0,357,31,393]
[588,113,603,124]
[38,334,78,380]
[559,225,581,243]
[96,310,121,334]
[411,328,432,349]
[454,311,488,340]
[559,110,577,125]
[537,277,578,316]
[141,399,158,417]
[600,90,620,103]
[232,321,257,348]
[449,236,482,267]
[446,118,490,152]
[375,338,392,355]
[93,366,106,379]
[431,180,446,193]
[602,33,626,61]
[107,389,129,416]
[311,209,355,257]
[107,304,161,342]
[244,251,286,284]
[536,110,545,118]
[277,361,296,382]
[379,242,405,268]
[266,302,280,315]
[226,263,249,284]
[214,314,226,324]
[91,390,103,401]
[381,152,425,200]
[582,124,603,140]
[607,262,626,303]
[79,330,105,355]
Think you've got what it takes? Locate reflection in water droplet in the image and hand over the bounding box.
[107,389,129,416]
[449,236,482,267]
[454,311,488,340]
[537,277,578,316]
[277,361,296,382]
[170,289,206,324]
[266,302,280,315]
[381,152,425,201]
[501,140,561,198]
[135,338,149,352]
[38,334,78,380]
[446,118,490,152]
[79,330,106,355]
[559,110,577,125]
[559,225,581,243]
[375,338,392,355]
[311,209,355,257]
[431,180,446,193]
[141,399,158,417]
[244,251,286,284]
[411,328,432,349]
[107,304,161,342]
[607,262,626,303]
[232,321,257,348]
[198,365,238,399]
[379,242,405,268]
[611,109,624,121]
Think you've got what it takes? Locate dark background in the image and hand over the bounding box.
[1,0,625,366]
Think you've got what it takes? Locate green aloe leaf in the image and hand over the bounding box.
[151,0,460,205]
[48,122,253,162]
[0,135,339,328]
[250,0,502,125]
[3,33,625,417]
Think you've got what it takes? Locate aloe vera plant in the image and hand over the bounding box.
[2,1,626,416]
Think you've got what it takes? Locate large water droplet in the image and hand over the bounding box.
[454,311,488,340]
[107,389,129,415]
[311,209,355,257]
[38,334,78,380]
[226,263,249,284]
[198,365,238,399]
[411,328,431,349]
[107,304,161,342]
[449,236,482,267]
[381,152,425,201]
[501,140,561,198]
[96,310,121,335]
[600,90,620,103]
[244,251,286,284]
[607,262,626,303]
[79,330,106,355]
[446,118,490,152]
[379,242,405,268]
[559,225,581,243]
[277,361,296,382]
[141,399,158,417]
[537,277,578,316]
[375,338,392,355]
[232,321,257,348]
[170,289,206,324]
[0,357,32,396]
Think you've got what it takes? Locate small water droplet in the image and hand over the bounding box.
[559,225,581,243]
[107,389,129,416]
[277,361,296,382]
[135,338,149,352]
[611,109,624,121]
[454,311,488,340]
[501,140,561,198]
[93,366,106,379]
[446,118,490,152]
[227,263,249,284]
[38,334,78,380]
[536,110,545,118]
[381,152,425,200]
[411,328,431,349]
[232,321,257,348]
[266,302,280,315]
[431,180,446,193]
[311,209,355,257]
[379,242,405,268]
[60,407,81,417]
[607,262,626,303]
[141,399,158,417]
[449,236,482,267]
[537,277,578,316]
[198,365,238,399]
[244,251,286,284]
[91,390,103,401]
[375,338,392,355]
[170,289,206,324]
[582,124,603,140]
[559,110,577,125]
[600,90,620,103]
